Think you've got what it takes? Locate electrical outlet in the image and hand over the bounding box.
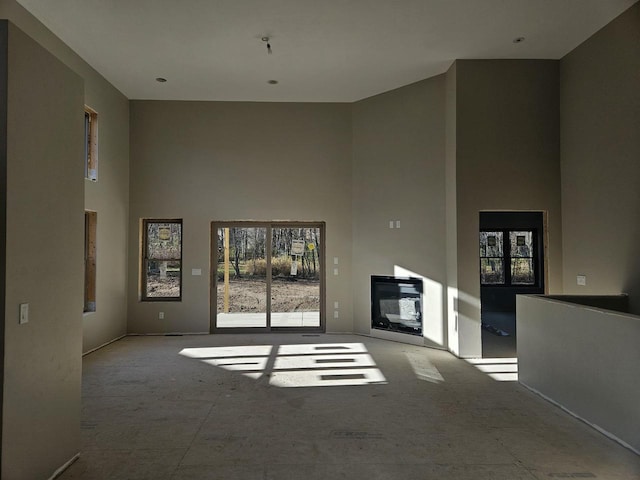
[334,301,339,309]
[159,311,165,319]
[577,275,586,286]
[334,310,339,319]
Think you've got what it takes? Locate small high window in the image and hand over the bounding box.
[84,211,97,312]
[84,106,98,181]
[142,219,182,301]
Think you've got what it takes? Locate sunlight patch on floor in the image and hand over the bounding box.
[466,357,518,382]
[179,343,387,388]
[405,351,445,383]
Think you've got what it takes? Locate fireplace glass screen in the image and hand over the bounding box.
[371,276,423,336]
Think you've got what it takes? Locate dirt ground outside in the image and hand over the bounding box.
[146,274,180,298]
[146,274,320,313]
[216,277,320,313]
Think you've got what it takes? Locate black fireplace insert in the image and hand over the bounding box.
[371,275,423,336]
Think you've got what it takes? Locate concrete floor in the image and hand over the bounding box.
[59,334,640,480]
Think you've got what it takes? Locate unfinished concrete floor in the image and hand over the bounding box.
[59,334,640,480]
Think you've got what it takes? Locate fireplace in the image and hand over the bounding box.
[371,276,423,336]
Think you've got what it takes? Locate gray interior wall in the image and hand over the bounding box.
[445,62,459,355]
[517,295,640,454]
[3,22,84,479]
[0,20,6,477]
[351,76,447,347]
[0,0,130,353]
[454,60,563,357]
[128,101,352,333]
[560,2,640,313]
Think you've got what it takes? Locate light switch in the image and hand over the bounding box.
[396,220,401,228]
[192,268,202,276]
[333,268,339,276]
[389,221,394,229]
[334,301,339,309]
[19,303,29,324]
[333,257,339,265]
[334,310,339,319]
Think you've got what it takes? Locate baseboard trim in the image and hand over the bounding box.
[355,331,448,351]
[49,452,79,480]
[126,332,209,336]
[82,334,126,356]
[520,381,640,457]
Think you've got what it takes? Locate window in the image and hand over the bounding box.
[84,211,97,312]
[84,106,98,181]
[480,231,504,285]
[509,231,535,285]
[480,229,537,286]
[142,219,182,301]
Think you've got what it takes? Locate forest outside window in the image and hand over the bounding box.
[480,231,504,284]
[480,229,537,287]
[85,106,98,181]
[142,219,182,301]
[509,231,535,285]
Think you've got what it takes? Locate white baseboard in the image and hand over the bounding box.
[126,332,209,336]
[48,452,79,480]
[82,334,126,356]
[520,381,640,457]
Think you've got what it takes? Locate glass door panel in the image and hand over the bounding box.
[480,231,504,285]
[509,231,535,285]
[216,226,267,328]
[270,226,321,328]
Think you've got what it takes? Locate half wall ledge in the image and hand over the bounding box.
[516,294,640,455]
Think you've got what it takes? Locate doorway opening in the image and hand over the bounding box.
[479,212,546,358]
[210,222,325,333]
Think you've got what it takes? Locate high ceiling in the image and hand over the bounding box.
[16,0,637,102]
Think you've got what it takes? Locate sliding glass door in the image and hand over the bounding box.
[270,226,321,328]
[211,222,324,333]
[215,226,268,328]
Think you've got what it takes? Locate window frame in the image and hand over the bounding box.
[141,218,183,302]
[480,228,539,288]
[508,231,536,286]
[84,106,98,181]
[479,231,505,285]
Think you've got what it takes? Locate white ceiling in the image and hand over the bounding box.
[16,0,638,102]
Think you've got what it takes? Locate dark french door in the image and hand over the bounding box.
[479,212,545,356]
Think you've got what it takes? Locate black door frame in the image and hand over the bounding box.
[479,211,547,353]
